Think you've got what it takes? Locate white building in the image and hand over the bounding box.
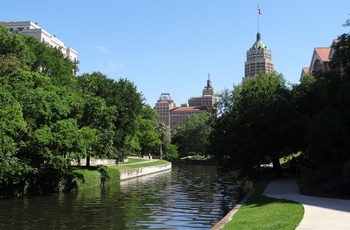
[0,21,78,68]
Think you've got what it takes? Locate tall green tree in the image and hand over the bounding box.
[211,72,294,177]
[0,87,34,187]
[77,72,143,160]
[134,105,161,157]
[155,121,170,159]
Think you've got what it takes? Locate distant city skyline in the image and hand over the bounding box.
[1,1,349,106]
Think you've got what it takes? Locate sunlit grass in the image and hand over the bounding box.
[121,158,148,164]
[112,160,169,170]
[222,180,304,230]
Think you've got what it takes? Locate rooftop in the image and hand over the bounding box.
[314,47,331,62]
[251,33,267,50]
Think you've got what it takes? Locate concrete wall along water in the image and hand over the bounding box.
[120,163,172,181]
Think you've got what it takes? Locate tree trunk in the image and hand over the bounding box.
[86,155,91,167]
[272,156,282,178]
[159,145,163,159]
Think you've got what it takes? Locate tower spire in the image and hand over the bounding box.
[257,5,262,33]
[207,73,212,88]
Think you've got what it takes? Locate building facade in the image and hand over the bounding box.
[154,79,216,132]
[0,21,78,70]
[300,39,344,81]
[244,33,274,80]
[154,93,175,128]
[188,77,216,107]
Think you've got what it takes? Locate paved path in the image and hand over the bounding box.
[263,179,350,230]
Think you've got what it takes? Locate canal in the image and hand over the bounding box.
[0,163,239,230]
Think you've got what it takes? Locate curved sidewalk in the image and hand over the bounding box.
[263,179,350,230]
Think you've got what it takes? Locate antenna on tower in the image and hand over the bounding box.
[207,73,212,88]
[257,5,262,33]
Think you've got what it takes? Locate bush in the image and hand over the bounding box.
[163,143,179,161]
[97,165,110,185]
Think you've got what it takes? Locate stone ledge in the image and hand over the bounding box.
[119,163,172,181]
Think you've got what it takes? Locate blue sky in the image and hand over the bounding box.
[1,1,349,106]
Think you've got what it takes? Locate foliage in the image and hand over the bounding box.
[173,112,213,157]
[0,26,151,197]
[97,165,110,185]
[134,105,161,157]
[162,142,179,161]
[154,121,170,159]
[211,72,294,178]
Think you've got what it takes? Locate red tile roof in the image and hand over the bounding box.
[302,67,310,74]
[315,47,331,62]
[171,106,206,112]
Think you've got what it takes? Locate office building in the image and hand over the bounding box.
[154,79,216,132]
[188,77,216,107]
[244,33,274,80]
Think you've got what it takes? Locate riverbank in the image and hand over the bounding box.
[118,161,172,181]
[211,179,304,230]
[73,158,171,191]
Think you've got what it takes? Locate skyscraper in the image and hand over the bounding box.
[244,32,274,80]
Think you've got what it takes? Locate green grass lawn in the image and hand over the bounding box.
[112,159,169,170]
[222,180,304,230]
[121,158,148,164]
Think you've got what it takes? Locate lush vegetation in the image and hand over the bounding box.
[210,31,350,197]
[222,180,303,230]
[0,25,177,198]
[172,112,213,158]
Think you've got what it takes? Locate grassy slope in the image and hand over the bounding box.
[112,159,169,170]
[223,180,304,230]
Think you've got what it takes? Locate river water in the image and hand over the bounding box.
[0,163,238,230]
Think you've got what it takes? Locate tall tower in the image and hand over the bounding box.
[244,33,274,81]
[188,74,216,107]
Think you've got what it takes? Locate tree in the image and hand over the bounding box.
[163,142,179,161]
[173,112,213,157]
[77,72,143,159]
[211,72,294,177]
[23,35,76,86]
[135,105,161,157]
[0,85,38,197]
[155,121,170,159]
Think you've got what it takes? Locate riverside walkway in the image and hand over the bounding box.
[263,178,350,229]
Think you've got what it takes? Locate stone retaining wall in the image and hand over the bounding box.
[120,163,172,181]
[70,158,117,166]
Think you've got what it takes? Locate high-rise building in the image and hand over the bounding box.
[0,20,79,72]
[154,79,216,132]
[188,76,216,107]
[154,93,175,128]
[244,33,274,80]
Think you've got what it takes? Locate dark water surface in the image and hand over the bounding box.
[0,163,238,230]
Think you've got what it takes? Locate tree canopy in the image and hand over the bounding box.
[0,25,159,197]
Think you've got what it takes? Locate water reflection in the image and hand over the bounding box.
[0,163,238,230]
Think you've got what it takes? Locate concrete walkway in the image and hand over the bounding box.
[263,179,350,230]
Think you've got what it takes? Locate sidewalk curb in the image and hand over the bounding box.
[211,188,254,230]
